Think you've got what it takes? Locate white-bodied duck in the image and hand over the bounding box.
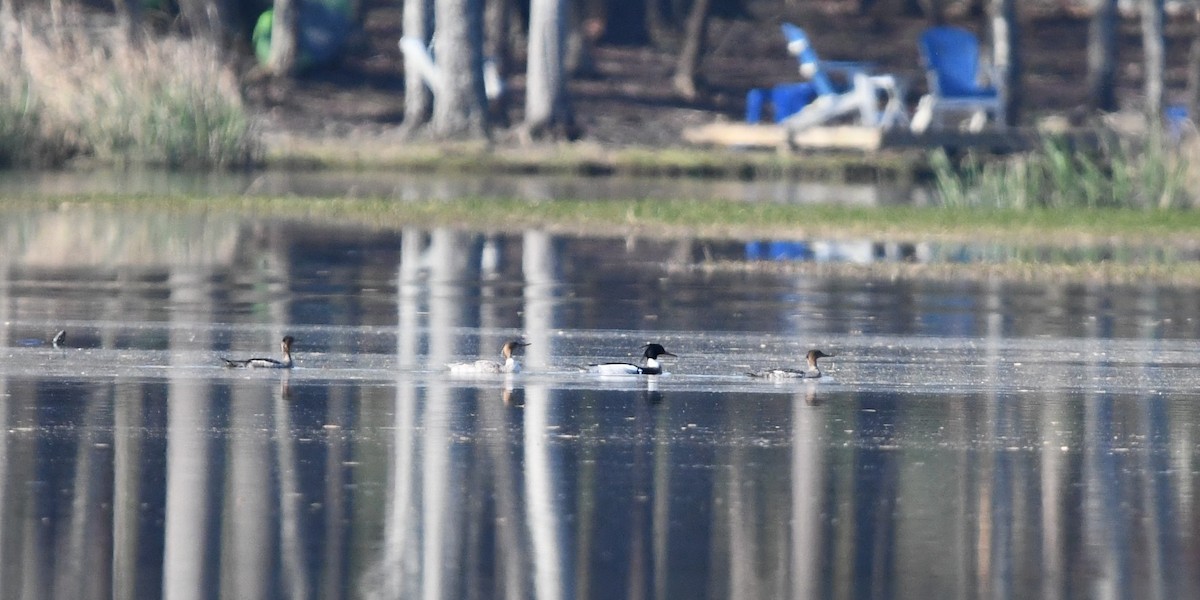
[588,343,677,375]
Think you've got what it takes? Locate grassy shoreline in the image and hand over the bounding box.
[687,258,1200,287]
[11,193,1200,247]
[6,193,1200,284]
[261,134,925,182]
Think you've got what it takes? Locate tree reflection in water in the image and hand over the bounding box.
[0,212,1195,598]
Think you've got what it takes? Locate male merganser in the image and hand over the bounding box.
[747,349,832,380]
[222,336,295,369]
[588,343,677,375]
[448,339,530,374]
[51,330,66,349]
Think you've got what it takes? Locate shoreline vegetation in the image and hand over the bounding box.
[12,194,1200,246]
[0,13,258,169]
[0,3,1198,283]
[263,133,925,181]
[7,195,1200,284]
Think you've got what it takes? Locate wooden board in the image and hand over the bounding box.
[681,123,788,149]
[791,126,884,151]
[682,123,886,151]
[683,121,1096,154]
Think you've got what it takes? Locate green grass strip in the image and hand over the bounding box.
[4,194,1200,247]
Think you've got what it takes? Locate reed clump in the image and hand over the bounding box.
[931,125,1192,210]
[0,10,258,167]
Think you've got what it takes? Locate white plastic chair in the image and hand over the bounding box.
[779,23,908,133]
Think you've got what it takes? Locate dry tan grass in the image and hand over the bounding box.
[1,8,256,166]
[1180,133,1200,202]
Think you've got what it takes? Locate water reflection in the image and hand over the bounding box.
[0,169,922,205]
[3,208,1199,341]
[4,376,1199,598]
[0,209,1198,598]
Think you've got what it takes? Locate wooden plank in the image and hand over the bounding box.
[789,126,884,151]
[683,123,885,151]
[681,123,786,148]
[683,121,1100,154]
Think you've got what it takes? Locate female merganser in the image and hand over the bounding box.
[748,349,832,380]
[448,339,530,374]
[222,336,295,369]
[588,343,677,375]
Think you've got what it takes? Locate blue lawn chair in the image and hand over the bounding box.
[780,23,839,97]
[777,23,906,132]
[746,83,818,124]
[911,26,1005,132]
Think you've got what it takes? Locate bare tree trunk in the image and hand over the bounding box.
[49,0,63,40]
[0,0,18,52]
[1141,0,1165,122]
[564,0,596,77]
[1188,9,1200,115]
[672,0,710,100]
[433,0,489,140]
[989,0,1020,126]
[1087,0,1118,112]
[403,0,434,130]
[112,0,143,47]
[484,0,512,126]
[177,0,230,44]
[268,0,300,76]
[523,0,576,139]
[645,0,669,47]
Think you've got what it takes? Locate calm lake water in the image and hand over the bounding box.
[1,199,1199,598]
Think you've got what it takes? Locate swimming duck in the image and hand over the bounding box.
[588,343,677,375]
[747,349,831,380]
[222,336,295,369]
[448,339,530,374]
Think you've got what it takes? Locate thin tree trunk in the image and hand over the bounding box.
[0,0,17,52]
[1087,0,1118,112]
[1188,9,1200,115]
[989,0,1020,126]
[672,0,710,100]
[484,0,512,126]
[402,0,434,130]
[645,0,669,48]
[565,0,596,77]
[268,0,300,76]
[524,0,576,139]
[1141,0,1165,122]
[112,0,143,47]
[432,0,489,139]
[49,0,62,40]
[177,0,229,44]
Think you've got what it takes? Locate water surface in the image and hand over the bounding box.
[1,206,1197,598]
